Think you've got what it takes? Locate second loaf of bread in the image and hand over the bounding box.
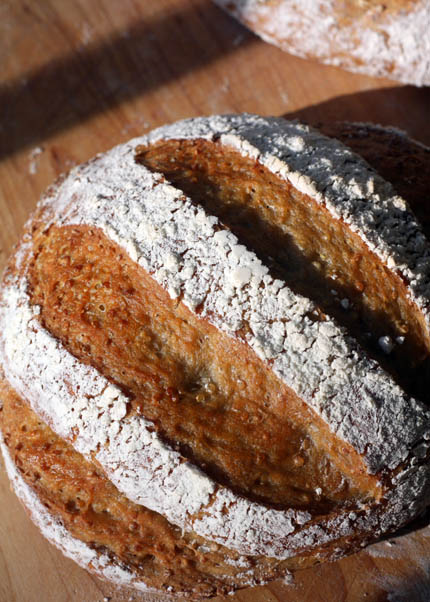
[214,0,430,86]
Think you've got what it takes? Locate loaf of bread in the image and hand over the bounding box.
[1,114,430,597]
[214,0,430,86]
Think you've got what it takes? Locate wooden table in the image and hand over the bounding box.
[1,1,430,601]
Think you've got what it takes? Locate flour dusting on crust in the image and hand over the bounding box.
[1,115,430,562]
[51,114,430,474]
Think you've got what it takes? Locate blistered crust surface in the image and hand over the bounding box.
[214,0,430,86]
[0,434,157,594]
[1,114,430,562]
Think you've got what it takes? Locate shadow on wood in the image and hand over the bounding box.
[283,86,430,146]
[0,0,253,160]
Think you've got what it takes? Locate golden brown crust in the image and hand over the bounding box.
[0,380,279,597]
[0,379,376,595]
[1,120,429,596]
[332,0,419,24]
[28,224,374,512]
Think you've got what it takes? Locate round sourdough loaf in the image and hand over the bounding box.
[1,114,430,597]
[214,0,430,86]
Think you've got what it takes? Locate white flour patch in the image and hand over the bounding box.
[28,146,44,175]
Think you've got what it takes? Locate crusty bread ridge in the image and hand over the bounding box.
[214,0,430,86]
[1,114,430,596]
[318,122,430,236]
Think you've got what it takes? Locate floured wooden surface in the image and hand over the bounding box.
[1,0,430,601]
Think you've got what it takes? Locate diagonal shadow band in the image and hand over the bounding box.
[283,86,430,147]
[0,1,253,161]
[2,1,429,165]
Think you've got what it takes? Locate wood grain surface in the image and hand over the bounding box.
[1,1,430,601]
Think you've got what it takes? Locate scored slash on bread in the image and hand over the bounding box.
[214,0,430,86]
[0,114,430,596]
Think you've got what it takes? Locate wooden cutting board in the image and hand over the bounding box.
[1,1,430,601]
